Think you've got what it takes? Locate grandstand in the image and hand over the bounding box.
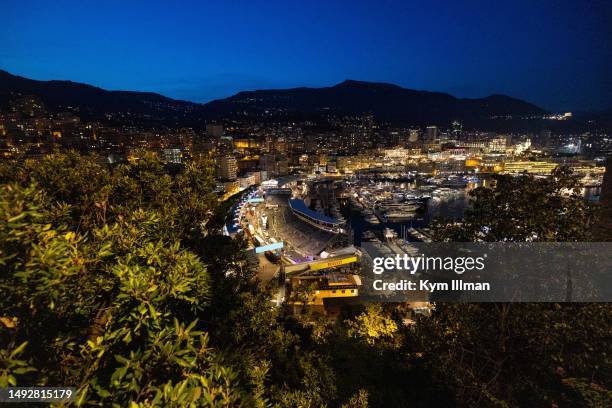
[266,195,339,257]
[288,199,344,234]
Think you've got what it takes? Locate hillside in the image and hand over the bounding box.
[0,70,548,126]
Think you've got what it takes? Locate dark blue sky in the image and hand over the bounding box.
[1,0,611,111]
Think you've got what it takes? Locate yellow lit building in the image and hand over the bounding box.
[568,164,606,177]
[465,158,504,173]
[233,138,260,151]
[217,156,238,180]
[502,161,559,174]
[465,158,481,169]
[287,272,361,306]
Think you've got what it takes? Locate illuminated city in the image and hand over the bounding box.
[1,1,611,406]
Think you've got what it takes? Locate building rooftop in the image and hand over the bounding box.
[288,199,343,225]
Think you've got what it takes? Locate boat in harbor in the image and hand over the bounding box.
[365,214,381,224]
[442,175,468,188]
[375,201,422,221]
[383,227,398,239]
[383,212,417,221]
[432,187,459,199]
[361,230,377,241]
[407,227,433,243]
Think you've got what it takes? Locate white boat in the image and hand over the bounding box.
[366,215,381,224]
[384,212,417,221]
[383,228,398,239]
[407,227,433,243]
[361,230,376,241]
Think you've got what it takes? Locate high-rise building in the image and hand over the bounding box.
[426,126,439,142]
[163,148,182,164]
[358,114,374,150]
[451,121,463,139]
[539,129,552,148]
[276,137,288,154]
[487,137,508,153]
[217,135,234,154]
[408,129,420,143]
[260,154,276,175]
[192,134,215,158]
[341,126,358,153]
[276,157,289,176]
[263,135,275,153]
[304,139,317,154]
[217,155,238,181]
[206,124,224,141]
[260,153,288,177]
[389,131,403,147]
[593,157,612,240]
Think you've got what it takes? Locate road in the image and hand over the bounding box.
[256,252,279,283]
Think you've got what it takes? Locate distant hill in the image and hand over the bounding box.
[0,69,200,123]
[0,70,548,126]
[203,79,547,125]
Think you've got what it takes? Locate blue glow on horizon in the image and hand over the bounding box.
[1,0,611,111]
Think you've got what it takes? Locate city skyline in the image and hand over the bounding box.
[2,0,611,112]
[1,2,611,404]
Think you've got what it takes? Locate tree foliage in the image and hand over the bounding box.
[346,304,398,346]
[0,153,609,407]
[433,167,597,242]
[0,152,338,407]
[411,303,611,407]
[425,169,611,406]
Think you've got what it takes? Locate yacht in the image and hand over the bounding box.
[365,214,381,224]
[442,175,468,188]
[375,202,422,221]
[407,227,433,243]
[432,187,456,198]
[361,230,377,241]
[383,227,398,239]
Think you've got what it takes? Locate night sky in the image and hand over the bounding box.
[1,0,611,111]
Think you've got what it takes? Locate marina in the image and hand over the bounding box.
[332,175,471,246]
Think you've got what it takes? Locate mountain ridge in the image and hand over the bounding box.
[0,69,549,126]
[204,77,546,125]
